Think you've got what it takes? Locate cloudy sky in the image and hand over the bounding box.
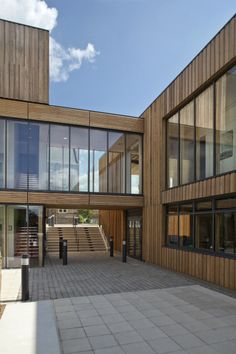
[0,0,236,115]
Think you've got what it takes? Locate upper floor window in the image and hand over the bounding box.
[166,64,236,189]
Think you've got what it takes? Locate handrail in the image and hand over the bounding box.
[99,225,109,251]
[73,224,79,251]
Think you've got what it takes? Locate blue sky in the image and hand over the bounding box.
[3,0,236,116]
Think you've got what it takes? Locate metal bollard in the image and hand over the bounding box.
[59,236,63,259]
[21,254,29,301]
[63,239,68,265]
[110,238,114,257]
[122,240,127,263]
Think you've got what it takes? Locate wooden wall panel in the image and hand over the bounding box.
[99,210,125,252]
[89,195,143,208]
[141,15,236,290]
[0,98,27,118]
[90,111,144,133]
[0,19,49,104]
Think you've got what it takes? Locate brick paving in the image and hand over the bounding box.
[29,252,200,301]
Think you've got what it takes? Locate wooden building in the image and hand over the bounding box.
[0,16,236,290]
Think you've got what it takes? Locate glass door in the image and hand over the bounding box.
[0,205,6,267]
[127,209,142,260]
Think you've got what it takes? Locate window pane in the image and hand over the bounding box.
[195,214,213,250]
[167,113,178,187]
[196,86,214,180]
[215,212,236,254]
[166,206,178,246]
[28,122,49,190]
[90,129,107,193]
[126,134,142,194]
[180,101,194,184]
[0,120,5,188]
[216,66,236,174]
[179,204,193,248]
[108,132,125,193]
[70,127,89,192]
[50,125,69,191]
[7,120,28,189]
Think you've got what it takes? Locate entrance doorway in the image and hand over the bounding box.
[127,209,142,260]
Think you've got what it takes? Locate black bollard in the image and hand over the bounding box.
[110,238,114,257]
[59,236,63,259]
[63,239,68,265]
[21,254,29,301]
[122,240,127,263]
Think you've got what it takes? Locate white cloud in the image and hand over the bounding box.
[0,0,99,82]
[50,38,99,82]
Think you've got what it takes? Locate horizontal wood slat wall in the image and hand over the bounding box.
[141,15,236,290]
[0,98,144,134]
[162,172,236,204]
[0,20,49,104]
[99,210,125,252]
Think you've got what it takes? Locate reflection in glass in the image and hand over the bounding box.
[90,129,107,193]
[167,114,178,187]
[195,214,213,250]
[180,101,194,184]
[108,132,125,193]
[216,66,236,174]
[0,205,5,266]
[0,120,5,188]
[28,122,49,190]
[50,125,69,191]
[166,205,178,246]
[215,212,236,254]
[7,120,28,189]
[179,204,193,248]
[196,86,214,180]
[70,127,89,192]
[126,134,142,194]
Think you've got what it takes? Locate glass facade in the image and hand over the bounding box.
[166,196,236,255]
[90,129,107,193]
[167,113,178,188]
[126,134,142,194]
[180,101,194,185]
[108,132,125,193]
[70,127,89,192]
[0,118,143,194]
[166,65,236,188]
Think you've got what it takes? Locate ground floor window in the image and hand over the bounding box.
[165,196,236,256]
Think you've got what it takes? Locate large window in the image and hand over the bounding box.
[167,114,178,188]
[126,134,142,194]
[108,132,125,193]
[2,118,143,194]
[28,122,49,190]
[7,120,28,189]
[165,197,236,256]
[0,120,5,188]
[70,127,89,192]
[216,66,236,175]
[50,125,69,191]
[166,65,236,188]
[196,86,214,180]
[180,101,194,185]
[90,129,107,193]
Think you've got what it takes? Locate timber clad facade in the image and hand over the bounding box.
[0,16,236,289]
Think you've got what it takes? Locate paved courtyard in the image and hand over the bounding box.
[54,285,236,354]
[29,252,199,301]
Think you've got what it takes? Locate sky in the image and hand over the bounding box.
[1,0,236,116]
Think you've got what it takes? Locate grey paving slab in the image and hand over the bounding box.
[84,324,110,337]
[114,330,143,345]
[149,337,182,353]
[62,337,91,353]
[172,333,205,349]
[89,334,117,350]
[122,341,155,354]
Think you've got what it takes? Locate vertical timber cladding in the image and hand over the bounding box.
[0,19,49,103]
[99,210,125,252]
[141,15,236,287]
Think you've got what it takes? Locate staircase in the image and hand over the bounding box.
[46,225,107,253]
[14,226,39,258]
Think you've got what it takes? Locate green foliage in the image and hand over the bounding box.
[78,209,93,224]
